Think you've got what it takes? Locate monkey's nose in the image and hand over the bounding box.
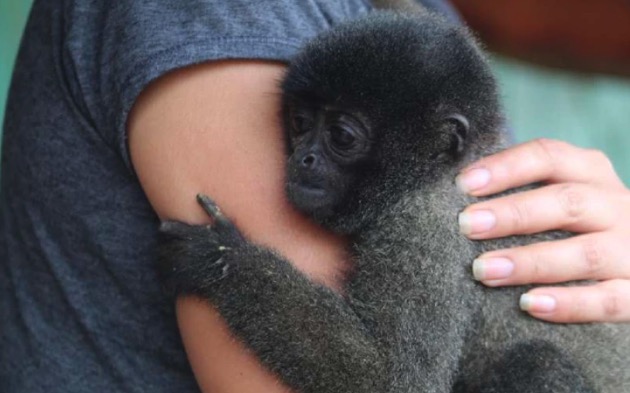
[301,153,317,168]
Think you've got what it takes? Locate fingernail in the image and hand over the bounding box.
[456,168,491,194]
[520,294,557,313]
[472,258,514,281]
[458,210,496,235]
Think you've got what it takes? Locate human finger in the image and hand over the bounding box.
[472,233,630,286]
[456,139,625,197]
[458,183,619,239]
[519,280,630,323]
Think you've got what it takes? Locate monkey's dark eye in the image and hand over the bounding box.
[291,113,313,135]
[329,125,356,149]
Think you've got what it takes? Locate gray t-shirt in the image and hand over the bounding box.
[0,1,458,391]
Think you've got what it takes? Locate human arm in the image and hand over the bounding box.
[456,138,630,323]
[127,61,352,392]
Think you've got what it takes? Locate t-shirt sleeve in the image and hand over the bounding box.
[60,0,371,172]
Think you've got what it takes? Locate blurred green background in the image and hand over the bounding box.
[1,1,31,129]
[2,1,630,183]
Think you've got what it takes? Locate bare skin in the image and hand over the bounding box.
[128,60,350,393]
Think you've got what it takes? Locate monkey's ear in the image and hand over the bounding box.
[441,114,470,157]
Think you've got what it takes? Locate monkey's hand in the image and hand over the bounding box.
[158,195,384,393]
[157,194,246,297]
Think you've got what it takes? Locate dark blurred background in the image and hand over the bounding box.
[451,0,630,77]
[2,0,630,181]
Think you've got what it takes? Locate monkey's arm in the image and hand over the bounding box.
[357,217,478,393]
[412,254,477,393]
[413,272,476,393]
[159,195,384,393]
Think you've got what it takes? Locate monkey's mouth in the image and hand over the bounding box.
[287,181,327,198]
[286,181,332,213]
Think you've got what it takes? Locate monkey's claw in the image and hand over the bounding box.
[196,193,244,244]
[197,194,225,220]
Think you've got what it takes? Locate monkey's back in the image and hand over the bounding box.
[350,175,630,392]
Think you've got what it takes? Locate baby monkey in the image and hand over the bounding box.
[159,12,630,393]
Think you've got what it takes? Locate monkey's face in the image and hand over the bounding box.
[285,102,374,222]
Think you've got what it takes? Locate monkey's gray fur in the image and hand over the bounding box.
[158,11,630,393]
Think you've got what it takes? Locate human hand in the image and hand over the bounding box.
[456,139,630,323]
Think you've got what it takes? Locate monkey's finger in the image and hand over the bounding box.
[196,193,221,217]
[459,183,620,239]
[474,233,630,286]
[519,280,630,323]
[196,193,244,243]
[456,139,625,197]
[196,193,231,226]
[159,220,193,238]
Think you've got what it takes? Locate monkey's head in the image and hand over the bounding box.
[281,12,504,234]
